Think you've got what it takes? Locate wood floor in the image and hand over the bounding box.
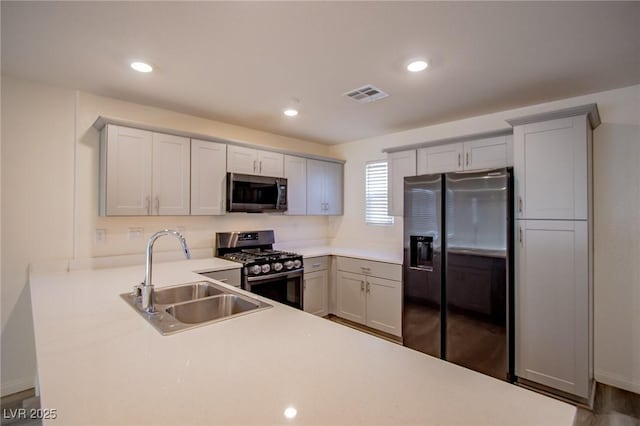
[327,315,640,426]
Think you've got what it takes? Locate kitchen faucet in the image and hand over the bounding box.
[137,229,191,313]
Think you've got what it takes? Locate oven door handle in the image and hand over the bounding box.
[246,270,303,282]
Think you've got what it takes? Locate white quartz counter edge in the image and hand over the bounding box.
[275,245,403,264]
[29,258,575,426]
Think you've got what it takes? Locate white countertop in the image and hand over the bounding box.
[275,244,403,264]
[30,257,575,425]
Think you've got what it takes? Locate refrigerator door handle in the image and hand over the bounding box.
[409,266,434,272]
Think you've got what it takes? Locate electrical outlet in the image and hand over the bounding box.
[128,228,144,240]
[95,229,106,244]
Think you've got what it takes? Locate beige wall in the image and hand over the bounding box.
[1,76,333,396]
[328,84,640,394]
[2,74,639,396]
[74,91,332,259]
[1,77,76,394]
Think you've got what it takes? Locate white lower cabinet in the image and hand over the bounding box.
[199,268,241,287]
[336,257,402,336]
[303,256,329,317]
[516,219,590,398]
[304,270,329,317]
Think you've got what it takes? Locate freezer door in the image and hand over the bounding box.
[402,174,442,358]
[444,168,510,380]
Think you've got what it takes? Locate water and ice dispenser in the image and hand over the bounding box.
[410,235,434,271]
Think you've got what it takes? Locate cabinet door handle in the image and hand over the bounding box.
[466,152,469,166]
[145,196,151,215]
[253,160,257,173]
[518,197,523,213]
[519,226,523,246]
[360,281,365,291]
[155,197,160,214]
[259,161,262,174]
[458,153,461,167]
[366,282,370,293]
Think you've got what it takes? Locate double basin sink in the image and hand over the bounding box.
[121,281,272,335]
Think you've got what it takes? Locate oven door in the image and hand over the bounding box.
[244,270,303,310]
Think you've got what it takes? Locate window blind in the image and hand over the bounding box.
[365,160,394,225]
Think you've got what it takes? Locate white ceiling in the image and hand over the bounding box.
[2,1,639,144]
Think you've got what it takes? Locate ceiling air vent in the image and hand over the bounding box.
[344,85,389,103]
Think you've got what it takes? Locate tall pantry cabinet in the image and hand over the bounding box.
[508,104,600,402]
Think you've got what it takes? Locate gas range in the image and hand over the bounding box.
[215,230,304,310]
[221,249,303,277]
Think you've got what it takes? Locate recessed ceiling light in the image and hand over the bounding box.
[283,407,297,419]
[407,60,428,72]
[283,108,299,117]
[131,61,153,73]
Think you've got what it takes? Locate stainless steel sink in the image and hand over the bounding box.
[121,280,272,335]
[153,281,224,305]
[166,295,259,324]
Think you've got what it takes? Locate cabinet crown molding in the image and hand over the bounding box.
[382,128,512,154]
[93,115,345,164]
[505,103,601,129]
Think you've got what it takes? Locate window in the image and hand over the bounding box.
[365,160,394,225]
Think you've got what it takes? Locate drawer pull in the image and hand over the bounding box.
[311,263,321,267]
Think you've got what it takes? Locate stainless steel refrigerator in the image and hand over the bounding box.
[402,168,514,381]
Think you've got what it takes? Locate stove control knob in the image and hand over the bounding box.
[261,264,271,273]
[293,259,302,269]
[250,265,262,275]
[284,260,294,270]
[273,262,283,272]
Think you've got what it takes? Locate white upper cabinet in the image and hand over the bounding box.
[387,150,417,217]
[191,139,227,215]
[464,135,512,170]
[513,115,589,220]
[306,159,343,215]
[258,150,285,177]
[100,124,190,216]
[227,145,284,177]
[152,133,191,215]
[416,135,511,175]
[102,125,152,216]
[417,143,464,174]
[284,155,307,215]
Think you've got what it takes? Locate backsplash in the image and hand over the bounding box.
[88,214,329,258]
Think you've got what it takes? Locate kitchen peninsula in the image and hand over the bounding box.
[29,258,575,425]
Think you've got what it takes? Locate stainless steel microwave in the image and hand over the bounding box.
[227,173,287,213]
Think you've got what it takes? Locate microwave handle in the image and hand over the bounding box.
[276,182,283,207]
